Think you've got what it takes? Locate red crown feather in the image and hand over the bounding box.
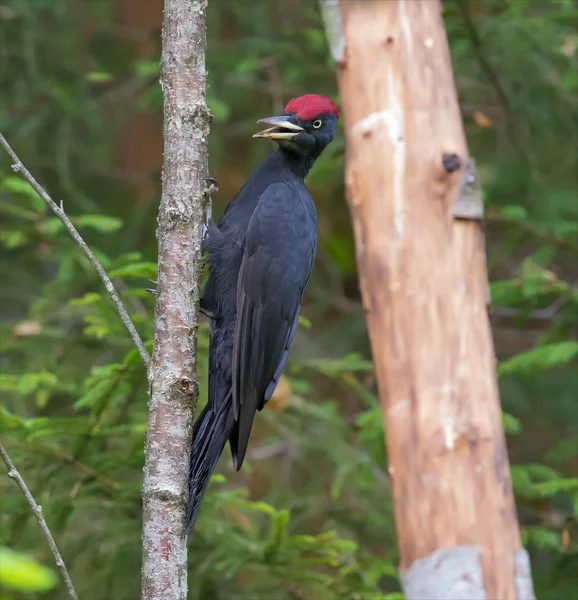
[284,94,339,121]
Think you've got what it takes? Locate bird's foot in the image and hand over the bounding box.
[201,177,217,244]
[145,279,157,295]
[199,306,216,320]
[203,177,219,196]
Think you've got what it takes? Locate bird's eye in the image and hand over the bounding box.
[312,119,323,129]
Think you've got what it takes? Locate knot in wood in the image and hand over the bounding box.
[442,153,462,174]
[179,377,192,393]
[163,205,194,226]
[190,102,212,124]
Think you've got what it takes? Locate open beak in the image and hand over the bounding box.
[253,116,304,140]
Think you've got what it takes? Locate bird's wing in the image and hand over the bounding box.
[231,182,316,469]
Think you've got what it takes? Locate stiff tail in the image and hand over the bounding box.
[186,394,234,539]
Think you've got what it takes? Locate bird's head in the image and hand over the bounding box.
[253,94,339,157]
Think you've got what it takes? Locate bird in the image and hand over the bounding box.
[187,94,339,537]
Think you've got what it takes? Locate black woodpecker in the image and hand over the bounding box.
[187,94,339,537]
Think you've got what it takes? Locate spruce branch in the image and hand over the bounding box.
[1,440,120,491]
[0,133,151,368]
[0,442,79,600]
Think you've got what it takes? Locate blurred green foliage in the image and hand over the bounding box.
[0,547,57,593]
[0,0,577,599]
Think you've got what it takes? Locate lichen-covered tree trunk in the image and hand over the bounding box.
[141,1,210,599]
[320,1,535,598]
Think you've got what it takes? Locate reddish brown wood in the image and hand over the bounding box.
[329,1,530,598]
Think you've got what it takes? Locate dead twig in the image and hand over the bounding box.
[0,134,150,367]
[0,442,79,600]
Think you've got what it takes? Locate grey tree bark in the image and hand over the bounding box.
[141,1,210,599]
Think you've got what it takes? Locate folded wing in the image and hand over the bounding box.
[231,182,316,469]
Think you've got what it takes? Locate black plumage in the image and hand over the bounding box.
[187,94,339,537]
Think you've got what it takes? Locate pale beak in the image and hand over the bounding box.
[253,116,304,140]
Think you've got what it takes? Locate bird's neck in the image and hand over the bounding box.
[270,148,317,180]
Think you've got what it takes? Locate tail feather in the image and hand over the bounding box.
[186,394,234,539]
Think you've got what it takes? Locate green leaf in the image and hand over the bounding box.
[501,205,528,220]
[499,341,578,376]
[73,214,123,233]
[55,257,75,284]
[37,217,64,235]
[546,435,578,463]
[0,199,37,219]
[236,58,260,75]
[357,406,382,429]
[523,526,561,550]
[36,388,51,408]
[298,315,312,329]
[0,547,57,592]
[264,509,290,560]
[0,230,28,249]
[207,95,231,122]
[489,280,522,307]
[88,363,122,381]
[503,411,521,435]
[246,501,276,516]
[511,465,534,496]
[523,464,563,481]
[113,251,143,266]
[122,347,144,367]
[74,376,118,410]
[303,28,326,51]
[324,234,356,273]
[1,177,45,212]
[83,315,110,340]
[0,406,26,429]
[87,71,113,82]
[15,372,59,396]
[0,375,18,393]
[330,464,351,500]
[135,60,159,77]
[108,262,157,279]
[362,559,398,586]
[300,352,374,375]
[532,478,578,497]
[69,292,103,307]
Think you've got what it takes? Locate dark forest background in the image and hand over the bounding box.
[1,0,577,598]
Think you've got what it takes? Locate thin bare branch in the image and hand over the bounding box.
[0,133,151,368]
[0,442,79,600]
[491,297,567,323]
[141,0,210,596]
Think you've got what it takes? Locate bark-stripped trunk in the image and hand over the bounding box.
[141,1,210,599]
[320,1,535,599]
